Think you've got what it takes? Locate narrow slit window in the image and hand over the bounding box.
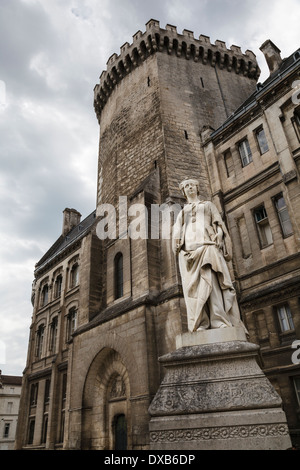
[115,253,124,300]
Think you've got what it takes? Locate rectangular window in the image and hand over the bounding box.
[30,383,39,406]
[41,415,48,444]
[274,194,293,237]
[67,309,77,340]
[293,108,300,141]
[3,423,10,438]
[41,285,49,307]
[295,110,300,129]
[54,275,62,298]
[293,377,300,406]
[238,138,252,167]
[255,127,269,154]
[27,419,35,445]
[254,205,273,248]
[49,317,58,353]
[35,325,45,358]
[70,264,79,288]
[44,379,51,404]
[59,374,67,443]
[277,304,295,332]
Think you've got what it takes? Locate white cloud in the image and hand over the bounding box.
[30,52,68,92]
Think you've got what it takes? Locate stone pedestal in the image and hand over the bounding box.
[149,327,291,450]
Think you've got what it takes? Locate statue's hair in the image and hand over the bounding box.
[179,178,200,197]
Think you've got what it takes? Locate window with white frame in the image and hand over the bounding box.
[274,194,293,237]
[277,304,295,332]
[253,205,273,248]
[255,127,269,154]
[238,138,252,167]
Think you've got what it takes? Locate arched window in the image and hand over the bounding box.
[54,275,63,298]
[66,307,77,341]
[114,253,123,299]
[49,317,58,353]
[35,325,45,359]
[41,284,49,307]
[70,263,79,288]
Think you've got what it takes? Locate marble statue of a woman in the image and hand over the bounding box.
[173,178,246,333]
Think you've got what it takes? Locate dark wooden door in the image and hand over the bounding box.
[115,414,127,450]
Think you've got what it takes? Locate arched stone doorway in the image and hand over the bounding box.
[82,348,131,450]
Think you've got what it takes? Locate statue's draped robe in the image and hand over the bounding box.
[173,201,245,332]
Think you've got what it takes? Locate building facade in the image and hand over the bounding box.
[15,20,300,449]
[0,371,22,450]
[202,40,300,444]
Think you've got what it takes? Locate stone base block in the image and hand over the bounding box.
[149,334,292,450]
[149,409,291,450]
[176,326,247,348]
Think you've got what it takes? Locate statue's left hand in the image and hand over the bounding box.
[212,228,224,249]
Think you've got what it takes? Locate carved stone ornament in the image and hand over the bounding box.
[148,339,292,450]
[150,423,289,443]
[109,375,126,399]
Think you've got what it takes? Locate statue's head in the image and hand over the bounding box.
[179,178,200,198]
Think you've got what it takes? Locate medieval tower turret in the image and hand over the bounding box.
[91,21,261,408]
[94,19,260,207]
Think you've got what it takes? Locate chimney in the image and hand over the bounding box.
[62,208,81,236]
[260,40,282,74]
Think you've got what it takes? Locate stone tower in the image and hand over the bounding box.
[92,19,260,357]
[15,21,265,451]
[94,19,260,208]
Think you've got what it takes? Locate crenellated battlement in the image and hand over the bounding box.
[94,19,261,121]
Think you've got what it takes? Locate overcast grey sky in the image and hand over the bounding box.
[0,0,299,376]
